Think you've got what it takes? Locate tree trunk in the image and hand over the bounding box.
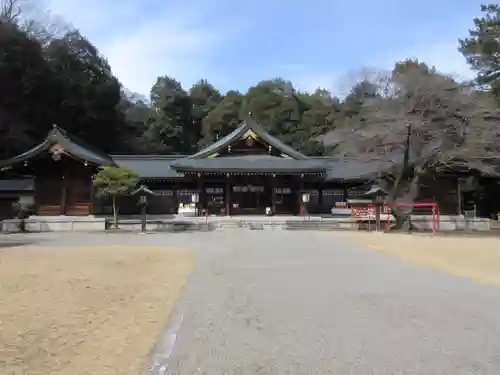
[18,217,26,232]
[392,210,412,231]
[112,196,118,229]
[15,206,27,232]
[386,173,422,231]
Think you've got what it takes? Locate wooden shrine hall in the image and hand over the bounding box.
[0,117,476,218]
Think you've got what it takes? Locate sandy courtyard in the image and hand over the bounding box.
[332,231,500,288]
[1,231,499,374]
[0,244,196,375]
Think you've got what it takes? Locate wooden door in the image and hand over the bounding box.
[65,161,91,216]
[66,178,91,215]
[36,176,63,215]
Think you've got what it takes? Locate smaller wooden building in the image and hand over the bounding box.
[0,125,113,216]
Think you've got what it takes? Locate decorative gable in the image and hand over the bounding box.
[49,144,64,161]
[242,129,258,140]
[186,115,309,160]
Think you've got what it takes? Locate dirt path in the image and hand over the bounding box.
[0,245,196,375]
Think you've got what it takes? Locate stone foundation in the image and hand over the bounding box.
[412,215,491,231]
[1,215,106,232]
[0,214,493,233]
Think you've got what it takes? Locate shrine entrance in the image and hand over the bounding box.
[230,176,271,215]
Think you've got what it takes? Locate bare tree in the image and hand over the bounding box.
[0,0,22,23]
[22,9,72,45]
[323,65,500,228]
[0,0,71,45]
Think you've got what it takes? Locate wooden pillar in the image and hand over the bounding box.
[457,177,462,215]
[318,185,323,214]
[197,174,203,217]
[271,174,276,214]
[375,202,382,231]
[225,174,231,216]
[173,180,179,214]
[343,185,349,202]
[60,157,68,215]
[89,173,94,215]
[298,174,304,215]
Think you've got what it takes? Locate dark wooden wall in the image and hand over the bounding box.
[34,155,93,216]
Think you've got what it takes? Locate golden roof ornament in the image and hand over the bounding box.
[49,144,64,161]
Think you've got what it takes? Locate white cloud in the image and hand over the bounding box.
[271,64,343,94]
[44,0,232,96]
[103,17,222,97]
[376,40,475,81]
[292,72,342,93]
[39,0,477,98]
[282,39,476,98]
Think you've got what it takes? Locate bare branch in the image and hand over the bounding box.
[0,0,22,23]
[328,66,500,176]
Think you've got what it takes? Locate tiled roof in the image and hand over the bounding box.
[171,155,326,174]
[111,155,185,179]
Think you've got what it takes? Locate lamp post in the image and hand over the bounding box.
[363,184,387,231]
[132,184,154,233]
[301,192,310,220]
[139,194,147,232]
[191,192,200,216]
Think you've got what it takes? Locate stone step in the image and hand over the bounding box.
[285,221,354,230]
[103,218,363,232]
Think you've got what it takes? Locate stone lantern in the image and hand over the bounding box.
[363,184,387,231]
[132,184,155,233]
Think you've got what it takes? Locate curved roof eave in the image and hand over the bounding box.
[187,125,248,159]
[0,140,52,168]
[0,125,114,168]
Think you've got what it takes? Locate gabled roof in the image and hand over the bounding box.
[111,155,184,179]
[0,125,113,167]
[171,154,326,174]
[188,116,309,160]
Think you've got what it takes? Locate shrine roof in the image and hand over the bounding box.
[189,115,308,160]
[170,154,326,174]
[111,155,184,179]
[0,125,113,167]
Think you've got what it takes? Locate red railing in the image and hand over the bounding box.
[348,202,440,233]
[386,202,440,233]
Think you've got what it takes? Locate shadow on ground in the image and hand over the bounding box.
[384,230,500,238]
[0,241,39,249]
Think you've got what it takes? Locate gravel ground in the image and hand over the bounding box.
[156,230,500,375]
[5,231,500,374]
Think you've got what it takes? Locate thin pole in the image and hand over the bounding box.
[141,202,147,233]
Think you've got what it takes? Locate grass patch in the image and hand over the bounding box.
[332,231,500,288]
[0,245,196,375]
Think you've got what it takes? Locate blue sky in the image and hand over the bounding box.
[45,0,484,97]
